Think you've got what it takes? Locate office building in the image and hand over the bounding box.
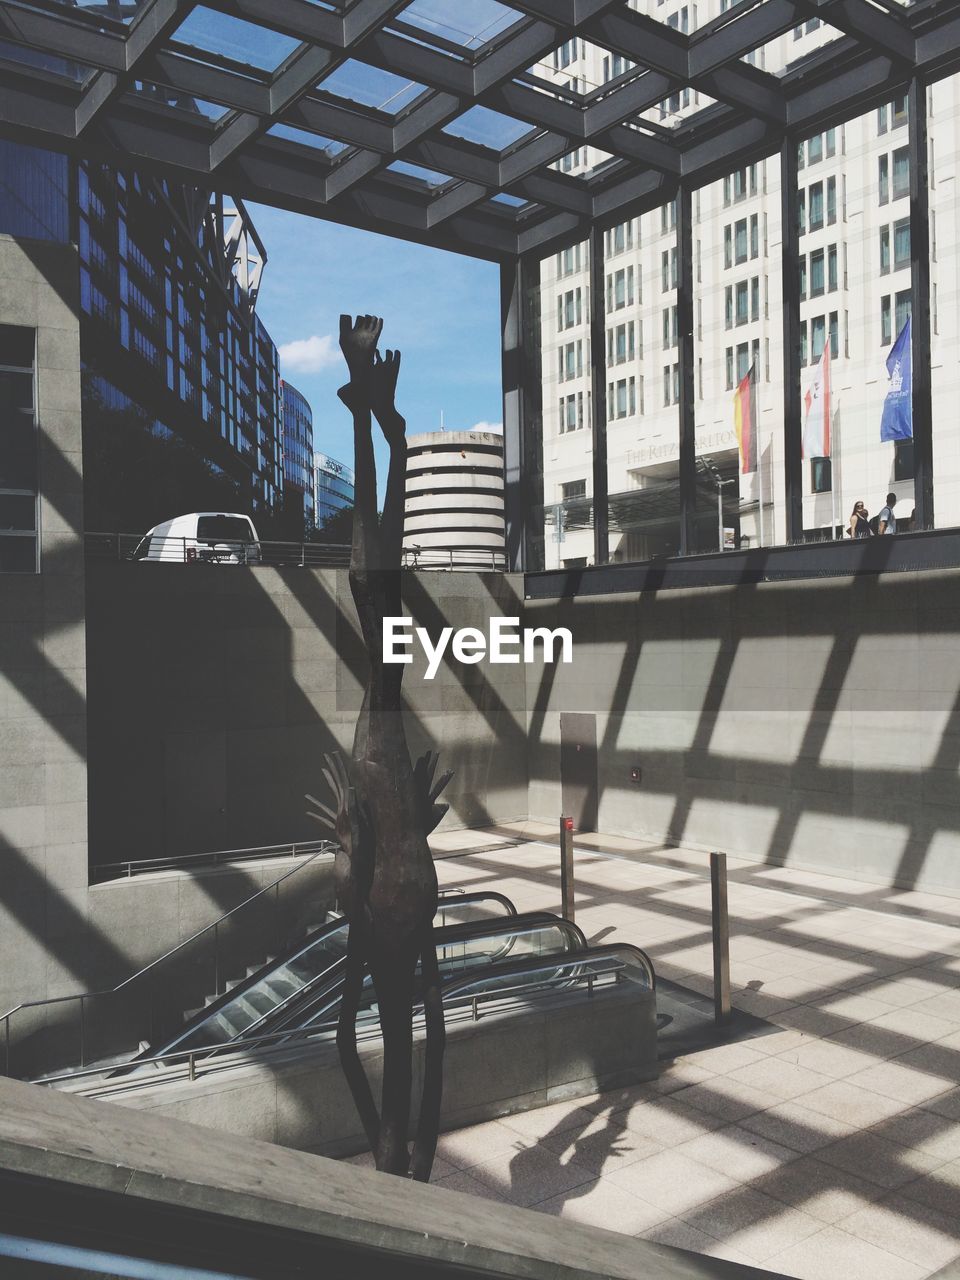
[281,378,315,535]
[313,450,355,529]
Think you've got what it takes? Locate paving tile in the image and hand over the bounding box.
[680,1041,769,1075]
[674,1123,799,1181]
[794,1079,907,1128]
[682,1185,823,1263]
[751,1154,884,1224]
[767,1225,929,1280]
[497,1099,596,1142]
[817,1131,942,1190]
[773,1005,863,1037]
[838,1195,960,1271]
[842,1059,955,1107]
[724,1058,833,1102]
[852,977,950,1008]
[605,1149,740,1217]
[899,1160,960,1220]
[610,1093,723,1145]
[777,1038,883,1080]
[881,1107,960,1163]
[435,1118,530,1170]
[672,1077,781,1124]
[739,1101,856,1154]
[539,1114,662,1176]
[924,1087,960,1122]
[818,993,901,1024]
[467,1141,595,1208]
[638,1216,755,1267]
[533,1178,669,1233]
[742,1027,814,1057]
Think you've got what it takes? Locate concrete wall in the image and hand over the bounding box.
[0,236,89,1021]
[93,984,658,1156]
[85,564,528,864]
[526,570,960,896]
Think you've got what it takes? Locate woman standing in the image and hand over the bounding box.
[847,500,872,538]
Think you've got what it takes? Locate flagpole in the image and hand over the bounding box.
[757,433,764,547]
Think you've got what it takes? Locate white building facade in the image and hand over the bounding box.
[537,5,960,567]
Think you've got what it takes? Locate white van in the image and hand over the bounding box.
[133,513,262,565]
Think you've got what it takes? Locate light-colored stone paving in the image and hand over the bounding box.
[422,826,960,1279]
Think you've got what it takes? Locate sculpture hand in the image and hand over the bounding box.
[306,751,355,856]
[371,349,405,445]
[339,313,383,385]
[412,750,455,836]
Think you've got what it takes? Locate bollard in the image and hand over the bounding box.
[560,816,575,923]
[710,851,731,1024]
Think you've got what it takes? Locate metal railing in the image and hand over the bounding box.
[1,840,337,1079]
[91,838,328,884]
[84,533,507,572]
[34,958,631,1090]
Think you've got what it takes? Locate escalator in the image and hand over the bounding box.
[122,890,527,1068]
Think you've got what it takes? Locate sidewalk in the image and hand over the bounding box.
[412,828,960,1279]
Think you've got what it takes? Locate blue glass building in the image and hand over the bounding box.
[281,379,315,536]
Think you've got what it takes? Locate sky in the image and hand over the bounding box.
[246,203,504,501]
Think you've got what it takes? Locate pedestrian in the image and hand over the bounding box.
[847,500,872,538]
[876,492,898,535]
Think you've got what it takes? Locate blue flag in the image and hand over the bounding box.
[880,316,912,442]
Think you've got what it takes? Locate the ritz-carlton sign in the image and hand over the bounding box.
[626,427,737,469]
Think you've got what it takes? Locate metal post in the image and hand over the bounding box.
[909,74,933,529]
[79,995,86,1068]
[781,137,804,543]
[710,852,731,1024]
[589,223,609,565]
[214,921,220,995]
[560,815,575,923]
[677,184,697,556]
[717,485,724,550]
[501,255,544,573]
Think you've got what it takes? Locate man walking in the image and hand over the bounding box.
[877,492,898,535]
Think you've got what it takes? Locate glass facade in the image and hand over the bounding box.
[76,162,283,529]
[280,378,315,536]
[314,451,355,529]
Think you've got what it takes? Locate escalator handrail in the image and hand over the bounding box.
[246,910,588,1040]
[140,892,532,1063]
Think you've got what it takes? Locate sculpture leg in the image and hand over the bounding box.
[410,924,445,1183]
[372,946,417,1176]
[336,917,380,1153]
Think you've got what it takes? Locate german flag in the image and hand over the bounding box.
[734,363,758,475]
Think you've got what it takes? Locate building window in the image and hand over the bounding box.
[607,267,634,311]
[751,276,760,322]
[895,288,912,335]
[799,256,807,300]
[725,347,734,390]
[661,199,677,233]
[893,217,911,270]
[809,182,824,231]
[562,479,587,500]
[808,133,823,165]
[827,244,838,291]
[811,315,826,360]
[811,457,832,493]
[735,280,748,325]
[810,249,825,298]
[892,147,910,200]
[724,286,733,329]
[750,213,759,259]
[609,377,636,419]
[558,244,581,276]
[559,288,583,331]
[880,227,891,274]
[0,325,38,573]
[662,363,679,406]
[829,311,839,359]
[881,295,892,345]
[825,127,836,157]
[798,189,806,236]
[662,305,678,349]
[560,391,584,432]
[736,342,751,382]
[608,321,635,365]
[879,154,889,205]
[826,176,836,225]
[891,93,908,128]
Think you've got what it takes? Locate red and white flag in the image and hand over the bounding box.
[802,344,831,458]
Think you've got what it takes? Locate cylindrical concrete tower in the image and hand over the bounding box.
[403,430,505,568]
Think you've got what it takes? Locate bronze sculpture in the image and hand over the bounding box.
[307,315,452,1180]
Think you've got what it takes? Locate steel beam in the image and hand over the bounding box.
[780,135,803,544]
[677,184,697,556]
[909,74,934,529]
[589,223,609,566]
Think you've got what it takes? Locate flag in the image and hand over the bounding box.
[880,316,912,442]
[734,363,758,474]
[802,343,831,458]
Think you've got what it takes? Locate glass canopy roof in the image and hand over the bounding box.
[0,0,954,261]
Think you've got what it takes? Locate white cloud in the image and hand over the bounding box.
[277,334,340,374]
[471,420,503,433]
